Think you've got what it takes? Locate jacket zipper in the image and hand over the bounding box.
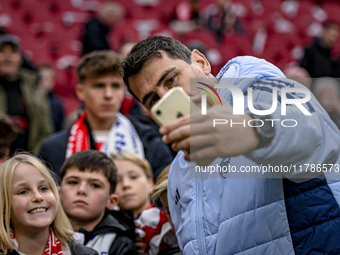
[196,176,207,255]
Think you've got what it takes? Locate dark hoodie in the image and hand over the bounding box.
[300,37,338,78]
[76,211,137,255]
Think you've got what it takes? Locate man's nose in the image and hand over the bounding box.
[156,86,169,99]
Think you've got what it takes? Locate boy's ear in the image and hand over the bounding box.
[75,83,85,102]
[106,194,119,211]
[191,49,211,75]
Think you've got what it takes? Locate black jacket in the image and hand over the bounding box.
[81,17,111,56]
[47,91,65,132]
[300,37,338,78]
[38,115,174,180]
[3,241,98,255]
[77,212,137,255]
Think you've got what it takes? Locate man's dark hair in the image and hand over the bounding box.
[60,150,118,193]
[0,113,17,158]
[77,50,122,84]
[119,35,192,100]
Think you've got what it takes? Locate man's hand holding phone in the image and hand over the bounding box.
[152,87,259,162]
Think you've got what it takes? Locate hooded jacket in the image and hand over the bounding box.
[168,56,340,255]
[0,69,52,154]
[75,212,137,255]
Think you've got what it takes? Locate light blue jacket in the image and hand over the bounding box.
[167,56,340,255]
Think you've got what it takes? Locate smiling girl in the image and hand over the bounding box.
[0,154,98,255]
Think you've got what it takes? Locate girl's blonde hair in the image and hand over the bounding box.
[110,152,153,180]
[0,154,74,254]
[151,165,171,203]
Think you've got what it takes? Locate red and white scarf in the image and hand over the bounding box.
[10,228,70,255]
[66,111,144,159]
[135,207,179,255]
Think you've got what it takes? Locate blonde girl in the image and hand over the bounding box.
[0,154,96,255]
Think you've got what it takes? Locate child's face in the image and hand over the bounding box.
[11,163,57,234]
[114,160,154,216]
[59,168,117,229]
[76,74,125,125]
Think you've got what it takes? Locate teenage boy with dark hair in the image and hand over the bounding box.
[59,149,137,255]
[38,50,173,179]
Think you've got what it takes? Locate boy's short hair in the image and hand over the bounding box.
[60,150,118,193]
[0,113,17,158]
[111,152,153,180]
[77,50,122,84]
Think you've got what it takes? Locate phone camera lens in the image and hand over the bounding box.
[156,110,161,115]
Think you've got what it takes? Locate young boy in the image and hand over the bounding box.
[59,149,137,255]
[39,50,173,179]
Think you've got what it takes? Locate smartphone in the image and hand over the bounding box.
[151,87,211,166]
[150,87,199,126]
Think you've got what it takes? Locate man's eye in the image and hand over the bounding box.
[94,84,104,89]
[149,96,159,109]
[68,181,77,185]
[167,76,175,86]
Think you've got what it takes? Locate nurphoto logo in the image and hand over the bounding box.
[196,79,312,128]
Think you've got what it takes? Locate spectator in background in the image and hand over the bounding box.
[170,0,202,36]
[38,65,65,132]
[204,0,246,43]
[39,51,173,178]
[0,28,38,74]
[81,1,125,56]
[313,77,340,129]
[0,34,52,155]
[300,21,339,78]
[0,112,16,162]
[120,42,136,59]
[284,65,312,90]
